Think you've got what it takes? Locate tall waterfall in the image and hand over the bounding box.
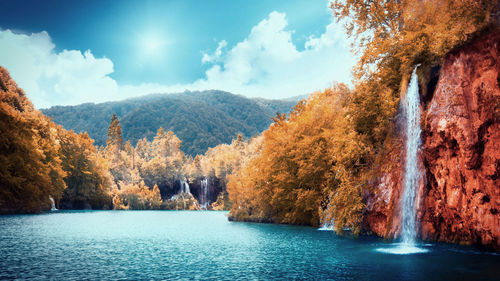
[49,196,57,211]
[400,66,422,245]
[200,178,210,209]
[376,66,429,254]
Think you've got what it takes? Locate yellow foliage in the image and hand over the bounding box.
[332,0,497,86]
[228,84,372,229]
[114,182,162,210]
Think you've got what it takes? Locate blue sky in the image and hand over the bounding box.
[0,0,355,108]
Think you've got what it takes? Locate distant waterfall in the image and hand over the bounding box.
[180,180,191,194]
[400,66,422,245]
[200,178,210,209]
[49,196,58,211]
[319,199,334,231]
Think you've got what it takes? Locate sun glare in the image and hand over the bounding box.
[144,37,162,52]
[140,33,167,56]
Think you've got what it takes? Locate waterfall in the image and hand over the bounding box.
[49,196,57,211]
[180,180,185,193]
[400,65,422,246]
[180,180,191,194]
[319,200,334,231]
[200,178,210,209]
[376,66,428,254]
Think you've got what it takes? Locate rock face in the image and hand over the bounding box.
[364,30,500,250]
[364,137,404,239]
[420,30,500,249]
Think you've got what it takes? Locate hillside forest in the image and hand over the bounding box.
[0,0,498,237]
[41,91,297,156]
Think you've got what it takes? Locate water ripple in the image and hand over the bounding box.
[0,211,498,280]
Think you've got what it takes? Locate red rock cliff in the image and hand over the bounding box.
[364,30,500,249]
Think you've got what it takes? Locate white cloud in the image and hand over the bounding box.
[125,11,355,100]
[202,40,227,64]
[0,11,354,108]
[0,29,119,108]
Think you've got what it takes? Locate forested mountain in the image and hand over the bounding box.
[42,90,299,155]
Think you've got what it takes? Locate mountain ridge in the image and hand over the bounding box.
[41,90,301,155]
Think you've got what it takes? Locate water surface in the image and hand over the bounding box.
[0,211,498,280]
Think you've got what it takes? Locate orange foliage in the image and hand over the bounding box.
[228,84,371,230]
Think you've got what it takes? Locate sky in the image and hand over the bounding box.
[0,0,355,108]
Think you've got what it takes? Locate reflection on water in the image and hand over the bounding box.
[0,211,498,280]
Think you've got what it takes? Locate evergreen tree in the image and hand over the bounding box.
[105,113,130,185]
[106,113,123,153]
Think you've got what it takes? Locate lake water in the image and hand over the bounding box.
[0,211,498,280]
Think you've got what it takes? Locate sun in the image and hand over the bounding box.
[144,37,163,52]
[140,33,167,56]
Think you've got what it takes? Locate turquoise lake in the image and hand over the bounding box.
[0,211,498,280]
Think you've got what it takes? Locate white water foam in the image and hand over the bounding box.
[376,243,429,255]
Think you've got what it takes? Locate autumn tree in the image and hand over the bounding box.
[227,85,370,230]
[114,182,162,210]
[0,67,67,213]
[104,113,133,185]
[58,130,114,209]
[135,127,186,198]
[332,0,498,84]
